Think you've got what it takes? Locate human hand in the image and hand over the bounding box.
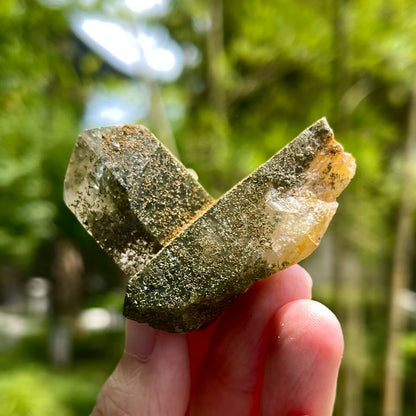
[91,265,343,416]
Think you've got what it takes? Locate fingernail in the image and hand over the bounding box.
[125,319,157,362]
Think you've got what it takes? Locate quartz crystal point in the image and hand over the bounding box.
[64,125,214,277]
[124,118,356,332]
[64,119,355,333]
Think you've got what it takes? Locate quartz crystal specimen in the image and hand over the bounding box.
[64,125,214,278]
[64,118,356,333]
[124,118,356,332]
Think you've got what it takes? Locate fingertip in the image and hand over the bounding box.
[287,264,313,289]
[260,264,313,303]
[275,264,313,289]
[260,300,343,416]
[273,299,344,365]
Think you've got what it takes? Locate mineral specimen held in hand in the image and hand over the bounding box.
[65,118,356,333]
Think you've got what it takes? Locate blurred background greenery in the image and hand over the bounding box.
[1,0,416,415]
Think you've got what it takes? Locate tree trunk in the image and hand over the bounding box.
[330,3,348,414]
[331,0,349,130]
[206,0,226,119]
[49,238,84,368]
[383,77,416,416]
[148,79,180,158]
[330,2,367,416]
[341,251,365,416]
[204,0,233,192]
[331,0,349,315]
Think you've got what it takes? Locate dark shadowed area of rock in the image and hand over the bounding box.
[65,119,355,333]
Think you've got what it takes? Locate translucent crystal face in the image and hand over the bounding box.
[64,119,355,333]
[262,134,356,266]
[64,124,214,277]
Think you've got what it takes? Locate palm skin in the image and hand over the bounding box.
[91,265,343,416]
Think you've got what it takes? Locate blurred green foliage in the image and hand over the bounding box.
[0,0,84,265]
[0,0,413,268]
[0,326,123,416]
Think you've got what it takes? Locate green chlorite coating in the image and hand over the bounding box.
[64,124,214,278]
[123,118,356,332]
[64,119,355,333]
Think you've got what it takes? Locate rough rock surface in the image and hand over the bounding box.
[123,118,356,332]
[64,125,214,278]
[65,119,355,333]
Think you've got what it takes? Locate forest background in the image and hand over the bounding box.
[1,0,416,415]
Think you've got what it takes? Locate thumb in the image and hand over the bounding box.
[91,319,190,416]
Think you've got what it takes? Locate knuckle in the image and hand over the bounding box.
[91,375,135,416]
